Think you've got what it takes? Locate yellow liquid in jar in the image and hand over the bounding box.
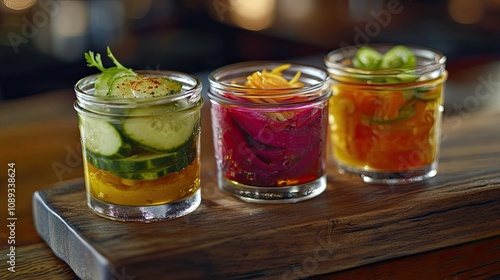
[83,159,200,206]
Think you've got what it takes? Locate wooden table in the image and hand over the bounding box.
[0,58,500,279]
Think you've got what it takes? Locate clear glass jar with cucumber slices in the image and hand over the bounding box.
[324,45,447,184]
[74,48,203,221]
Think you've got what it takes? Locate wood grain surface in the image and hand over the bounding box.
[30,107,500,279]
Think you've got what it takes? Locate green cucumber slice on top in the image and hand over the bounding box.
[379,45,417,69]
[80,116,131,157]
[85,47,136,96]
[95,71,136,96]
[353,46,383,69]
[352,45,419,83]
[109,76,182,98]
[123,111,199,152]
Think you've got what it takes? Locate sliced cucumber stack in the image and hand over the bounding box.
[83,48,200,181]
[112,150,196,180]
[86,139,195,173]
[80,116,131,158]
[85,121,198,180]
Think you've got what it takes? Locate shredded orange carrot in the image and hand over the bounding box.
[241,64,304,89]
[232,64,304,121]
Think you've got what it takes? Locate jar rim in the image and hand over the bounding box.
[208,61,329,93]
[74,70,202,106]
[324,44,446,75]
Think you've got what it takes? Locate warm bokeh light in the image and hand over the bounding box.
[52,1,89,37]
[229,0,276,31]
[49,1,90,62]
[448,0,484,24]
[3,0,36,11]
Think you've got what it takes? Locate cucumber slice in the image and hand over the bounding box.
[112,149,196,180]
[403,90,416,102]
[375,75,418,84]
[353,46,383,69]
[379,45,417,69]
[396,72,419,82]
[416,89,440,101]
[353,46,418,84]
[122,111,199,152]
[383,77,401,84]
[94,74,112,96]
[370,103,416,124]
[109,75,182,98]
[95,71,136,96]
[86,139,194,173]
[80,116,131,157]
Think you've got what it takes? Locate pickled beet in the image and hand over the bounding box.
[212,103,326,186]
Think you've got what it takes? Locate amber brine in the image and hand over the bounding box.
[324,45,447,184]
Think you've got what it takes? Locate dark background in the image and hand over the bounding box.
[0,0,499,100]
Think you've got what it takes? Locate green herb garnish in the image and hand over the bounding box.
[85,46,136,96]
[84,47,183,98]
[85,46,135,76]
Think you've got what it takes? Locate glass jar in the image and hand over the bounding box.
[74,71,203,221]
[324,45,447,184]
[208,61,331,203]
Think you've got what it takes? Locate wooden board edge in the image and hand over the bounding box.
[32,180,115,280]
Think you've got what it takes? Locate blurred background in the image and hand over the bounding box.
[0,0,499,100]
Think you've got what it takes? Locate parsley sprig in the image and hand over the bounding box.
[85,46,135,76]
[84,46,136,96]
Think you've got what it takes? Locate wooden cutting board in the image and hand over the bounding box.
[33,110,500,280]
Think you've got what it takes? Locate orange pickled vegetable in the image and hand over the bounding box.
[330,83,443,172]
